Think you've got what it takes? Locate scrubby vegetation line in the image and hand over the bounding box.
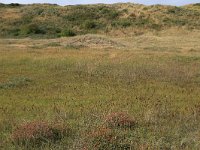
[0,3,200,38]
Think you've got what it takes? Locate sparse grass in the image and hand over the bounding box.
[0,77,32,89]
[45,42,61,47]
[86,127,133,149]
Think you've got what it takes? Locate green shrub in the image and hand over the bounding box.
[20,24,45,35]
[61,28,76,37]
[20,25,31,35]
[193,3,200,6]
[112,19,132,28]
[100,7,120,19]
[0,3,6,7]
[120,19,132,28]
[171,19,187,26]
[135,18,151,26]
[84,21,98,29]
[20,15,33,24]
[31,7,44,16]
[167,7,182,14]
[64,6,100,22]
[7,28,20,36]
[8,3,21,7]
[21,23,46,35]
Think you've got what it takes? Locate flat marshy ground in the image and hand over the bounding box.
[0,30,200,149]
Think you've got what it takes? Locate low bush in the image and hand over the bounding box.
[100,6,120,19]
[193,3,200,6]
[20,23,46,35]
[8,3,21,7]
[60,28,76,37]
[84,20,98,30]
[0,3,6,7]
[167,7,182,14]
[112,19,132,28]
[12,121,70,146]
[9,28,20,36]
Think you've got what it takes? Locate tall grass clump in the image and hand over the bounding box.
[104,112,136,129]
[11,121,70,147]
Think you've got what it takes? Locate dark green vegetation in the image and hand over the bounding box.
[0,3,200,37]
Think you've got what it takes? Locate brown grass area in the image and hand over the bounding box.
[1,8,21,19]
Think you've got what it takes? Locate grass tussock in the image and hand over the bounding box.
[104,112,136,128]
[11,121,70,146]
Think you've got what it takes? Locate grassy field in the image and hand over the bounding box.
[0,29,200,149]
